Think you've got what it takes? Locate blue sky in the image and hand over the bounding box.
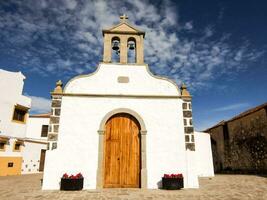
[0,0,266,130]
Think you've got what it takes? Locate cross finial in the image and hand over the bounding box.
[120,14,128,22]
[53,80,63,93]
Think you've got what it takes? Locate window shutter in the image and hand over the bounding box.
[41,125,49,137]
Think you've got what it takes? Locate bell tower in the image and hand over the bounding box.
[102,14,145,64]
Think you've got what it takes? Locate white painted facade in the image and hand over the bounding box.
[0,69,31,138]
[195,131,215,177]
[42,63,214,190]
[0,69,48,176]
[22,116,49,174]
[22,141,47,174]
[0,69,31,176]
[25,116,50,140]
[0,138,23,158]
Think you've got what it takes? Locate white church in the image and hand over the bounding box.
[42,15,214,190]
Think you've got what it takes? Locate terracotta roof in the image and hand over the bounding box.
[0,135,10,141]
[204,102,267,132]
[30,113,51,118]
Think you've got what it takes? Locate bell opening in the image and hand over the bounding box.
[111,37,120,62]
[127,38,136,63]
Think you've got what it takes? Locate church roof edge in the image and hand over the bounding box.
[62,63,181,96]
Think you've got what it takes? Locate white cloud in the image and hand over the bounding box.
[64,0,77,10]
[204,26,214,37]
[0,0,264,91]
[212,103,250,112]
[27,95,51,113]
[184,21,193,30]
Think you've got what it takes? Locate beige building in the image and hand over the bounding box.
[205,102,267,173]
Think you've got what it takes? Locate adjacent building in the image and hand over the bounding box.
[205,102,267,173]
[0,69,31,176]
[0,69,48,176]
[22,113,50,174]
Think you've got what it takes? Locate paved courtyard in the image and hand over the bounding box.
[0,174,266,200]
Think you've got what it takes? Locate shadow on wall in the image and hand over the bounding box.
[157,180,163,189]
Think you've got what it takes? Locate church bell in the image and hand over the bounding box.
[112,40,120,51]
[128,42,135,50]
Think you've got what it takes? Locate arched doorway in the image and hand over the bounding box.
[103,113,141,188]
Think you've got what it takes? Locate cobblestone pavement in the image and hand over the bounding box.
[0,174,266,200]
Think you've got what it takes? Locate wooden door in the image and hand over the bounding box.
[104,113,140,188]
[39,149,46,172]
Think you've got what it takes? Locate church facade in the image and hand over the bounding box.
[42,16,213,190]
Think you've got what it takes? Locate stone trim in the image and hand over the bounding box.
[47,94,62,150]
[97,109,147,189]
[102,30,146,36]
[52,93,181,99]
[117,76,129,83]
[98,108,146,132]
[182,101,195,151]
[23,139,48,145]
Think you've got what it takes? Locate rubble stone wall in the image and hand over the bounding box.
[208,107,267,173]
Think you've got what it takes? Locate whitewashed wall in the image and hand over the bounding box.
[0,138,23,157]
[65,64,180,96]
[0,69,31,138]
[22,141,46,174]
[26,117,50,139]
[22,116,49,174]
[43,64,199,190]
[194,131,214,177]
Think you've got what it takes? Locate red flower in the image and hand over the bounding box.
[163,173,183,178]
[62,173,83,179]
[76,173,83,179]
[62,173,69,179]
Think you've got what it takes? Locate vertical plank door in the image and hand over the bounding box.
[104,113,140,188]
[39,149,46,172]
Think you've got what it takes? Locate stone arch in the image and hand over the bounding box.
[98,108,146,132]
[96,108,147,189]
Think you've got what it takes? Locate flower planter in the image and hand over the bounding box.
[162,177,184,190]
[60,178,84,191]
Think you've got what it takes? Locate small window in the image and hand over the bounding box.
[8,162,14,168]
[13,142,22,152]
[41,125,49,137]
[0,142,5,150]
[12,105,28,123]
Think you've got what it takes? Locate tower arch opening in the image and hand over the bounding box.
[127,37,136,63]
[111,37,120,63]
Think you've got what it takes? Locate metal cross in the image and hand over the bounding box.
[120,14,128,21]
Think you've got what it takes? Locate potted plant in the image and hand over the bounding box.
[162,173,184,190]
[60,173,84,191]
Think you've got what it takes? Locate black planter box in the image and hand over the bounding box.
[162,177,184,190]
[60,178,84,191]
